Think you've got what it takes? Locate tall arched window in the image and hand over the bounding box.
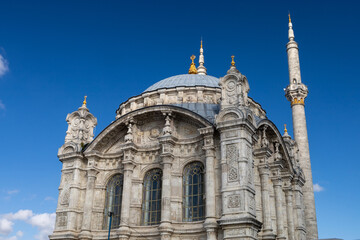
[183,162,205,222]
[103,174,123,229]
[142,168,162,225]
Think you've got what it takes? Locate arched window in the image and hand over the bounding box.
[183,162,205,222]
[103,174,123,229]
[142,168,162,225]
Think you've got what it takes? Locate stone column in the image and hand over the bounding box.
[199,127,217,240]
[158,113,175,240]
[284,183,295,240]
[118,158,135,240]
[79,168,98,239]
[271,176,286,240]
[258,164,275,239]
[159,155,173,239]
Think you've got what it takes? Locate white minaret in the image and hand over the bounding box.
[285,15,318,240]
[197,40,207,75]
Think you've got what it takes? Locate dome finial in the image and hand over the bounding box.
[283,123,291,139]
[83,96,87,106]
[288,12,291,23]
[231,55,235,66]
[188,55,198,74]
[197,39,207,75]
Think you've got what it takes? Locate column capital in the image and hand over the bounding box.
[86,168,99,179]
[258,164,270,176]
[123,161,135,172]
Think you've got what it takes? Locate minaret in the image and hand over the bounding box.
[285,15,318,239]
[197,40,207,75]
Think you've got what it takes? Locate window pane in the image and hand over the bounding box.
[103,174,123,230]
[183,162,205,222]
[142,169,162,225]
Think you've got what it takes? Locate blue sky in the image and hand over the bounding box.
[0,1,359,239]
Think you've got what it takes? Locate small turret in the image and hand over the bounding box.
[59,96,97,154]
[197,40,207,75]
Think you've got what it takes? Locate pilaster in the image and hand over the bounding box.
[79,166,99,240]
[199,126,218,240]
[254,148,276,240]
[118,144,136,240]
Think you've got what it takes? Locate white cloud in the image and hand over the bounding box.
[0,100,5,111]
[0,210,55,240]
[0,218,13,235]
[6,210,33,221]
[0,54,9,77]
[313,183,324,192]
[28,212,55,240]
[6,190,18,195]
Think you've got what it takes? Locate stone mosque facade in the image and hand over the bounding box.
[50,18,318,240]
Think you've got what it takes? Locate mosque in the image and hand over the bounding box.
[50,17,318,240]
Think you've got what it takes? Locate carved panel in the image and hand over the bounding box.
[228,195,241,208]
[226,144,239,182]
[57,212,68,228]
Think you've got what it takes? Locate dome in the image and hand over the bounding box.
[144,74,220,92]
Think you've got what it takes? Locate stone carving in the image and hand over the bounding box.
[57,212,67,228]
[226,144,239,182]
[228,168,238,181]
[249,195,256,212]
[64,103,97,146]
[228,195,241,208]
[60,188,70,206]
[162,113,172,136]
[261,126,269,148]
[124,121,134,143]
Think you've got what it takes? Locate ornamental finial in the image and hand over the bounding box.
[231,55,235,66]
[200,39,203,49]
[288,12,291,23]
[284,124,288,133]
[83,96,87,106]
[188,55,198,74]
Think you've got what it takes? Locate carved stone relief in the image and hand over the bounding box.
[228,195,241,208]
[226,144,239,182]
[57,212,68,228]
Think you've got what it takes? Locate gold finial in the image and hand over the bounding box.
[231,55,235,66]
[83,96,87,106]
[188,55,198,74]
[200,40,203,49]
[284,124,288,133]
[288,12,291,23]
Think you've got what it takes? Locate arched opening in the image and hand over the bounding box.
[183,162,205,222]
[142,168,162,225]
[103,174,123,229]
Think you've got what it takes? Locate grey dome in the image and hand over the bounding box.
[144,74,220,92]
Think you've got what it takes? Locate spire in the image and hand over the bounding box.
[197,39,207,75]
[82,96,87,107]
[288,13,295,41]
[283,124,291,139]
[188,55,198,74]
[227,55,239,74]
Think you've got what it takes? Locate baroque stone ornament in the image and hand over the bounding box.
[64,99,97,147]
[226,144,239,182]
[228,195,241,208]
